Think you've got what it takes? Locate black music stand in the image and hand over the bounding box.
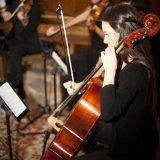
[0,81,29,160]
[18,39,66,131]
[18,45,53,133]
[40,46,68,158]
[51,49,68,110]
[0,99,13,160]
[41,39,67,110]
[42,46,52,113]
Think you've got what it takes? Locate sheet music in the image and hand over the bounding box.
[52,50,68,75]
[0,82,27,118]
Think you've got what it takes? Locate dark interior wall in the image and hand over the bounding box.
[37,0,126,16]
[38,0,90,16]
[5,0,129,16]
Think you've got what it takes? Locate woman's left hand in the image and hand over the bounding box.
[101,47,117,86]
[101,46,117,74]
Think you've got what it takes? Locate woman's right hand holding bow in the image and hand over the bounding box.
[63,81,83,95]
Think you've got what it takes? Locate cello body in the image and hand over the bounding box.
[43,78,102,160]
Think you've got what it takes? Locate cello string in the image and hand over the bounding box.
[52,40,124,116]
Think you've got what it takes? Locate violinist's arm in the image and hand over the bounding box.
[65,6,93,28]
[86,15,104,39]
[46,6,94,36]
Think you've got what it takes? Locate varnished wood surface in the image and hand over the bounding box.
[44,81,101,159]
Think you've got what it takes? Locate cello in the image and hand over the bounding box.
[43,13,160,160]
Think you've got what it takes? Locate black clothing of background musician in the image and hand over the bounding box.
[0,15,4,46]
[5,0,42,98]
[0,0,12,50]
[0,15,3,22]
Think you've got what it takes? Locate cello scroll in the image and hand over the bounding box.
[124,13,160,48]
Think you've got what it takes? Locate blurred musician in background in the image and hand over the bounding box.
[0,0,11,43]
[0,11,10,22]
[5,0,42,99]
[0,0,11,22]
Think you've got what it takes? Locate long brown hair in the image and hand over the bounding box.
[101,2,157,115]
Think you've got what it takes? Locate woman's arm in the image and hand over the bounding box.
[100,64,148,121]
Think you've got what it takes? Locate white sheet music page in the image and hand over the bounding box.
[0,82,27,118]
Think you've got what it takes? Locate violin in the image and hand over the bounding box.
[88,0,108,31]
[42,13,160,160]
[0,0,33,35]
[92,0,107,20]
[19,0,33,26]
[20,0,33,15]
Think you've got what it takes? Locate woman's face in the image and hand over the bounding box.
[102,21,120,47]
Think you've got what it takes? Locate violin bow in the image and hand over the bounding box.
[56,5,75,88]
[6,0,26,22]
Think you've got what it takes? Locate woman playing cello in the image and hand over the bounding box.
[48,2,159,160]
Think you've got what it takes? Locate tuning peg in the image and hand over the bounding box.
[141,34,149,40]
[131,38,138,45]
